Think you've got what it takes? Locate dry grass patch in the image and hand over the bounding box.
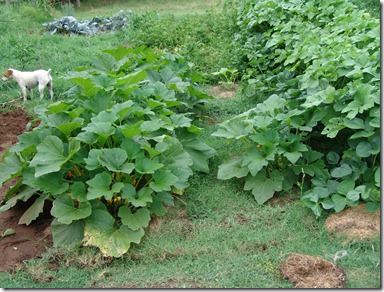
[208,84,240,99]
[280,253,346,288]
[324,204,380,241]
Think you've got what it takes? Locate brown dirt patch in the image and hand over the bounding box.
[0,108,33,155]
[280,253,346,288]
[324,203,380,241]
[0,109,53,272]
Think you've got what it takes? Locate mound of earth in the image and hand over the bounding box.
[280,253,346,288]
[325,204,380,241]
[0,109,53,272]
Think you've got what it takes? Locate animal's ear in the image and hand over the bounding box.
[5,69,13,77]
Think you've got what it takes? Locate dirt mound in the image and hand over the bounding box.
[280,253,346,288]
[325,204,380,241]
[0,109,53,272]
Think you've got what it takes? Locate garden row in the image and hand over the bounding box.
[215,0,380,216]
[0,47,215,257]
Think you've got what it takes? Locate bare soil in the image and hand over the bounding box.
[0,109,53,272]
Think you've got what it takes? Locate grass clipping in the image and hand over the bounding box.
[280,253,346,288]
[324,203,380,241]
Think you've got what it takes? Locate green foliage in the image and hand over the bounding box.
[215,0,380,215]
[124,11,235,76]
[0,46,216,257]
[212,68,239,88]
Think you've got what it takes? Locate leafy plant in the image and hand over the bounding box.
[215,0,380,215]
[212,68,239,89]
[0,46,216,257]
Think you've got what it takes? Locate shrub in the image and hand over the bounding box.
[214,0,380,216]
[0,46,216,257]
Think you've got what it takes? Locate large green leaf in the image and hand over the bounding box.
[86,172,124,200]
[242,147,269,176]
[92,52,119,72]
[82,121,116,141]
[29,136,68,177]
[218,157,249,180]
[341,84,375,119]
[356,141,374,158]
[23,167,69,196]
[84,149,103,170]
[149,170,179,192]
[330,164,352,178]
[148,192,174,216]
[118,122,143,139]
[70,181,88,202]
[135,158,164,174]
[51,218,85,247]
[44,113,84,136]
[121,138,145,160]
[331,194,347,212]
[11,128,51,154]
[168,165,192,189]
[0,154,23,185]
[51,194,92,224]
[244,171,284,204]
[121,185,153,207]
[180,139,216,173]
[212,118,253,140]
[90,73,117,92]
[97,148,134,173]
[118,206,151,230]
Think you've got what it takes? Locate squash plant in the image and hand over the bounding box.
[216,0,380,216]
[0,46,215,257]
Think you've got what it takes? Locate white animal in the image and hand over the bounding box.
[2,68,53,102]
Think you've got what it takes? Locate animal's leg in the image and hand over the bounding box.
[38,84,45,99]
[47,81,53,100]
[21,87,28,102]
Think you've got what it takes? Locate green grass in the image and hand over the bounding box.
[0,147,380,287]
[0,0,380,288]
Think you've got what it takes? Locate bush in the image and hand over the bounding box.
[0,46,216,257]
[214,0,380,216]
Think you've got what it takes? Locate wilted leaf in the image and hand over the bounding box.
[19,193,50,225]
[84,206,144,257]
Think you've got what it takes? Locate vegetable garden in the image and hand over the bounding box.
[0,0,380,288]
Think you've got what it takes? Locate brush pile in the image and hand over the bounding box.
[42,10,133,35]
